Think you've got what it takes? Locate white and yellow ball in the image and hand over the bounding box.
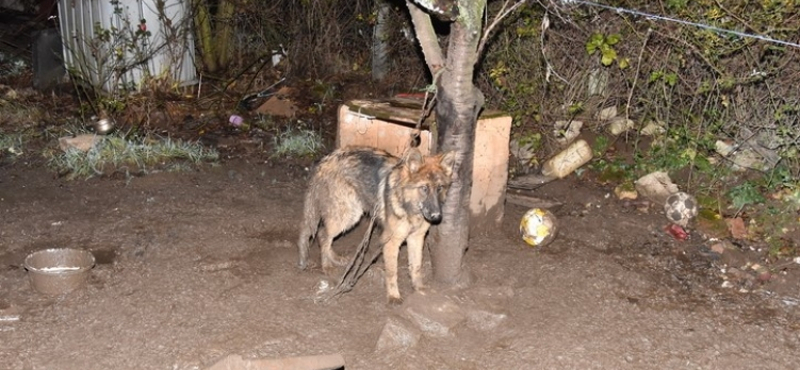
[519,208,558,247]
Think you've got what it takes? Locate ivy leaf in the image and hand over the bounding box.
[586,33,604,54]
[606,33,622,45]
[618,57,630,69]
[649,71,663,83]
[664,73,678,87]
[600,48,617,66]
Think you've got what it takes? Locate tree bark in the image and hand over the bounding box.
[428,1,485,285]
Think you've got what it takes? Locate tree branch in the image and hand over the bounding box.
[477,0,528,57]
[407,0,445,74]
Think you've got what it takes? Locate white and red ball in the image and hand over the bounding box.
[664,192,698,227]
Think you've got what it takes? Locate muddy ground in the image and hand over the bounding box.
[1,158,799,370]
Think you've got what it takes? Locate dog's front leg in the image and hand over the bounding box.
[406,228,428,293]
[381,232,406,305]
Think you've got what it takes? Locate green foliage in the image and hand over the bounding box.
[517,132,542,152]
[272,126,325,158]
[566,102,584,115]
[592,135,611,157]
[515,17,538,38]
[595,159,634,183]
[0,132,25,158]
[648,70,678,87]
[665,0,688,11]
[586,33,628,68]
[764,165,796,191]
[47,135,218,180]
[487,58,541,127]
[728,181,766,209]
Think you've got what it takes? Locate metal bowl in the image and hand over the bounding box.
[93,117,115,134]
[23,248,95,295]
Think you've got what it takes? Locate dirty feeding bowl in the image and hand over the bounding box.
[24,248,95,295]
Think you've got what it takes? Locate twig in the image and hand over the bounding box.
[625,28,652,120]
[477,0,528,57]
[539,11,569,85]
[196,73,202,100]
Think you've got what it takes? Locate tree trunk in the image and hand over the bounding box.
[214,0,236,70]
[429,2,485,286]
[192,0,218,72]
[192,0,235,73]
[371,0,392,82]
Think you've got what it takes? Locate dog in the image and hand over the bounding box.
[297,146,456,304]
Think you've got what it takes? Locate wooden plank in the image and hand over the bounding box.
[205,353,345,370]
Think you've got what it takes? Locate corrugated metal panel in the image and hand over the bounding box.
[58,0,196,92]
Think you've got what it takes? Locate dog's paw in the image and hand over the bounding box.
[387,295,404,306]
[322,264,340,277]
[325,252,349,267]
[412,283,428,294]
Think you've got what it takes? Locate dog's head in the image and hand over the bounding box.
[399,147,457,223]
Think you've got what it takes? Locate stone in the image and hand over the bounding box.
[614,185,638,200]
[401,292,466,337]
[553,120,583,144]
[607,117,634,135]
[375,315,421,351]
[587,68,609,96]
[58,134,101,152]
[634,171,678,205]
[255,87,298,117]
[597,106,617,121]
[640,121,666,136]
[466,309,507,331]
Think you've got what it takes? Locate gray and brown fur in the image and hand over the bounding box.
[297,146,456,303]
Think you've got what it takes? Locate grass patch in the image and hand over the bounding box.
[271,127,324,158]
[47,135,219,179]
[0,132,25,158]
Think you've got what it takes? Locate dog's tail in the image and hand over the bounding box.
[297,191,320,270]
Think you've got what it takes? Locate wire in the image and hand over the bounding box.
[563,0,800,49]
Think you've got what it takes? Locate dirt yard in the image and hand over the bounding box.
[1,159,799,369]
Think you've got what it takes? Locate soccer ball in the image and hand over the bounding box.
[520,208,558,247]
[664,192,698,227]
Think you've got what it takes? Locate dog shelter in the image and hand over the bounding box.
[337,98,512,233]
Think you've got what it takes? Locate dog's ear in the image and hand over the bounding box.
[403,147,424,173]
[439,151,457,178]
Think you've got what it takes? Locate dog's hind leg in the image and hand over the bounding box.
[318,209,362,274]
[297,199,320,270]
